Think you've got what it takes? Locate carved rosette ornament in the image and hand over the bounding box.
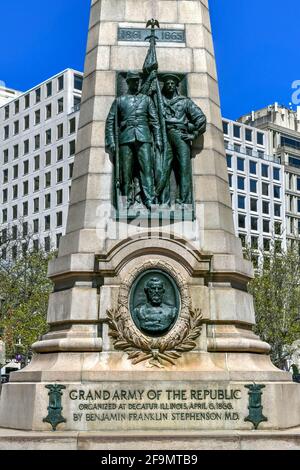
[107,260,202,368]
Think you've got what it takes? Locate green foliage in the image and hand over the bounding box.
[0,248,54,360]
[248,246,300,369]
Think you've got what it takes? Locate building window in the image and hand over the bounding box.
[23,181,28,196]
[13,185,18,199]
[24,139,29,155]
[263,219,270,233]
[24,115,30,130]
[223,121,229,135]
[274,221,281,235]
[57,145,63,161]
[45,151,51,166]
[274,186,281,199]
[4,105,9,119]
[257,132,264,146]
[69,117,76,134]
[57,97,64,114]
[239,234,246,247]
[4,125,9,139]
[69,163,74,179]
[237,157,244,172]
[57,123,64,140]
[45,172,51,188]
[33,219,39,234]
[226,154,232,168]
[262,200,269,214]
[12,205,18,220]
[44,215,51,231]
[46,103,52,120]
[224,140,229,149]
[69,140,76,156]
[245,147,252,156]
[56,233,62,249]
[261,164,269,178]
[3,169,8,184]
[23,222,28,237]
[13,164,18,179]
[45,129,52,145]
[35,109,41,125]
[245,128,252,142]
[34,176,40,192]
[297,177,300,192]
[23,201,28,217]
[228,174,232,187]
[33,239,39,251]
[14,120,19,135]
[263,239,270,251]
[251,236,258,249]
[15,100,20,114]
[2,189,8,203]
[35,88,41,103]
[250,198,257,212]
[238,214,246,229]
[44,237,51,252]
[237,176,245,191]
[74,95,81,108]
[250,179,257,193]
[56,211,63,227]
[249,161,257,175]
[262,182,269,196]
[45,193,51,209]
[257,150,264,159]
[238,195,245,210]
[274,204,281,217]
[34,134,41,150]
[273,168,280,181]
[57,167,63,183]
[34,155,40,171]
[74,74,83,91]
[3,149,9,163]
[233,125,240,139]
[298,199,300,213]
[251,217,258,231]
[12,246,18,260]
[2,209,7,223]
[33,197,39,213]
[46,81,52,97]
[58,75,64,91]
[13,144,19,159]
[23,160,29,175]
[56,189,63,205]
[24,94,30,109]
[234,143,241,153]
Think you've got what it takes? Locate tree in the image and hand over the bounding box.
[0,225,54,361]
[248,245,300,369]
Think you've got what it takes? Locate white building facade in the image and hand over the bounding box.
[223,118,286,264]
[0,69,82,257]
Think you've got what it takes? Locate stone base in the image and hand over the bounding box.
[0,428,300,450]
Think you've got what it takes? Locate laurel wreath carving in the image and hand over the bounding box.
[106,260,203,368]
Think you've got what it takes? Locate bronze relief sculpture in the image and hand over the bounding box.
[105,19,207,213]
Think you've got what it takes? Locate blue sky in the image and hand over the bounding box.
[0,0,299,120]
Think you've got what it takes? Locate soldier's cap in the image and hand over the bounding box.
[126,71,141,82]
[161,73,182,84]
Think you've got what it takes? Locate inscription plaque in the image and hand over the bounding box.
[118,27,185,43]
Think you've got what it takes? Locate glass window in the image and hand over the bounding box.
[69,163,74,179]
[24,115,30,130]
[273,168,280,181]
[45,129,52,145]
[3,149,9,163]
[46,103,52,120]
[274,204,281,217]
[74,74,83,90]
[24,94,30,109]
[33,197,39,213]
[46,81,52,97]
[262,200,269,214]
[251,217,258,231]
[246,147,252,156]
[45,172,51,188]
[250,179,257,193]
[15,100,19,114]
[274,186,281,199]
[13,185,18,199]
[245,128,252,142]
[56,211,63,227]
[262,182,269,196]
[298,199,300,213]
[23,181,28,196]
[2,189,7,203]
[297,177,300,191]
[23,201,28,217]
[257,132,264,146]
[274,221,281,235]
[228,174,232,187]
[35,88,41,103]
[2,209,7,223]
[249,161,257,175]
[238,195,245,209]
[44,237,51,252]
[34,155,40,171]
[3,169,8,184]
[58,75,64,91]
[24,139,29,154]
[57,123,64,140]
[250,198,257,212]
[74,95,81,108]
[56,233,62,249]
[33,219,39,233]
[13,144,19,159]
[57,167,63,183]
[239,234,246,247]
[237,176,245,190]
[45,193,51,209]
[33,239,39,251]
[263,239,270,251]
[234,143,241,152]
[45,215,51,230]
[233,125,240,139]
[45,151,51,166]
[69,140,76,156]
[257,150,264,159]
[56,189,63,205]
[13,165,18,179]
[261,164,269,178]
[238,214,246,228]
[34,176,39,191]
[226,154,232,168]
[34,134,40,150]
[4,125,9,139]
[69,117,76,134]
[12,205,18,220]
[23,160,29,175]
[237,157,244,172]
[263,219,270,233]
[251,236,258,249]
[57,145,63,161]
[57,97,64,114]
[4,105,9,119]
[14,120,19,135]
[223,121,229,135]
[35,109,41,125]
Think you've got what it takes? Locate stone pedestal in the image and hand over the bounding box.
[0,0,299,439]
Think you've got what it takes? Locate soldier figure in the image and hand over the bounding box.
[105,71,162,210]
[133,277,177,335]
[157,74,207,205]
